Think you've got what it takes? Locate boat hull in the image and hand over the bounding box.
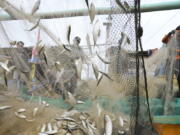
[154,123,180,135]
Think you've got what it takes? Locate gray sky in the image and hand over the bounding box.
[142,9,180,50]
[141,0,180,49]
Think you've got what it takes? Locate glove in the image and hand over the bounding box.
[162,34,169,44]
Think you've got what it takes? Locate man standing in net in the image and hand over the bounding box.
[175,26,180,95]
[162,26,180,96]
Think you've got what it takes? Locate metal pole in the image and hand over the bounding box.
[140,0,180,12]
[0,0,180,21]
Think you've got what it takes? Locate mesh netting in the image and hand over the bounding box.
[0,0,177,135]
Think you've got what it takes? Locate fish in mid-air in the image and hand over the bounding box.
[89,2,96,23]
[67,25,71,44]
[97,74,103,86]
[0,60,15,73]
[98,71,113,81]
[92,64,99,80]
[86,34,92,55]
[26,18,41,31]
[119,32,130,48]
[96,52,110,64]
[31,0,41,15]
[124,1,130,11]
[93,20,101,45]
[115,0,127,13]
[85,0,89,9]
[104,114,113,135]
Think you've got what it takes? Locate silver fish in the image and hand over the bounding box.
[4,71,7,86]
[77,100,85,104]
[38,44,45,54]
[93,20,101,45]
[0,105,12,110]
[43,132,56,135]
[96,103,102,117]
[43,52,48,65]
[40,123,58,135]
[25,119,35,122]
[55,117,76,122]
[68,123,78,130]
[47,123,52,132]
[40,124,46,132]
[89,3,95,23]
[33,107,38,116]
[98,71,113,81]
[87,122,95,135]
[65,92,76,107]
[15,112,26,119]
[104,114,113,135]
[96,52,110,64]
[124,1,130,10]
[119,116,124,127]
[118,32,130,50]
[10,41,17,46]
[61,110,79,118]
[87,120,96,130]
[63,44,71,52]
[1,60,15,86]
[38,133,47,135]
[97,74,103,86]
[92,64,99,80]
[31,0,41,15]
[86,34,92,55]
[85,0,89,9]
[120,32,130,46]
[67,25,71,44]
[17,108,26,113]
[80,115,87,120]
[118,130,125,135]
[66,133,72,135]
[42,101,46,105]
[0,60,15,73]
[115,0,127,12]
[81,119,88,129]
[27,18,41,31]
[45,103,49,107]
[52,124,58,132]
[54,61,62,71]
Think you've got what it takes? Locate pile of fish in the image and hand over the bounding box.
[0,102,129,135]
[39,110,129,135]
[0,100,49,121]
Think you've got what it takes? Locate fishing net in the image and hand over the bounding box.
[146,33,180,115]
[108,0,154,135]
[0,0,177,135]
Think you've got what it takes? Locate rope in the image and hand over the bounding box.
[136,0,153,132]
[134,0,140,134]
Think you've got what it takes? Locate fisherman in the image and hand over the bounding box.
[63,36,81,93]
[52,37,82,97]
[70,36,86,62]
[174,26,180,95]
[161,26,180,95]
[162,30,175,45]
